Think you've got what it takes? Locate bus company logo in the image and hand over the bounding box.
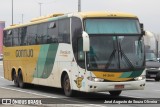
[60,50,70,57]
[16,49,33,57]
[74,77,84,88]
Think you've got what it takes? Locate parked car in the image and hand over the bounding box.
[145,51,160,81]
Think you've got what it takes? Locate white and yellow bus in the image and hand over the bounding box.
[3,12,146,97]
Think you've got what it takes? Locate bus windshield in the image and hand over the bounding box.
[85,19,144,71]
[85,19,141,34]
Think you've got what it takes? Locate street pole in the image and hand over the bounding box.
[78,0,81,12]
[12,0,13,24]
[156,34,159,58]
[22,14,24,23]
[156,36,158,58]
[39,3,42,16]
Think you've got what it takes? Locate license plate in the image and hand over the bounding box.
[150,75,156,77]
[115,85,124,89]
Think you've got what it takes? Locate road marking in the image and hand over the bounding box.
[0,86,57,98]
[0,76,106,105]
[0,86,109,107]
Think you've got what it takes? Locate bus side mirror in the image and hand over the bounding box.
[82,31,90,52]
[140,23,145,35]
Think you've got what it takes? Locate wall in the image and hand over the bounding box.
[0,21,5,55]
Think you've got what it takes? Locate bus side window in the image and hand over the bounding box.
[12,28,19,46]
[19,27,27,46]
[58,18,70,43]
[6,30,13,46]
[37,23,48,44]
[48,21,58,43]
[3,30,12,47]
[26,25,37,45]
[71,17,84,68]
[78,38,84,61]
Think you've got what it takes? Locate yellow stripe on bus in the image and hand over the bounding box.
[93,71,132,81]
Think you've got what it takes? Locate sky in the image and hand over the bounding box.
[0,0,160,34]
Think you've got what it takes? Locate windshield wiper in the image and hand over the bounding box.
[106,37,117,69]
[118,41,135,69]
[106,49,116,69]
[106,36,135,70]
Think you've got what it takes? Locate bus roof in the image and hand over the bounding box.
[4,11,138,30]
[78,11,138,19]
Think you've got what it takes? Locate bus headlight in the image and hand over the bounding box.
[134,75,146,81]
[87,77,104,82]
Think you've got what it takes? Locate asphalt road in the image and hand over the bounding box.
[0,61,160,107]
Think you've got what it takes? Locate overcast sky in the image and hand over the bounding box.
[0,0,160,34]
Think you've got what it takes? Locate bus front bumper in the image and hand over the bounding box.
[87,79,145,92]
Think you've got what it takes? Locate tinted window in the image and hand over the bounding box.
[85,19,141,34]
[3,30,12,46]
[37,23,48,44]
[71,17,83,68]
[19,27,27,45]
[58,18,70,43]
[12,28,19,46]
[48,21,58,43]
[4,18,71,46]
[26,25,37,45]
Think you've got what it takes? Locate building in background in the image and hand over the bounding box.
[0,21,5,55]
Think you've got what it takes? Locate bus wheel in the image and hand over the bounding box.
[109,90,122,96]
[13,72,19,87]
[63,74,73,97]
[18,71,25,88]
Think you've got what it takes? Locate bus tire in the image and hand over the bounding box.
[109,90,122,96]
[63,74,73,97]
[18,70,26,88]
[13,72,19,87]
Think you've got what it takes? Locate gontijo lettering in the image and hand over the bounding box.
[16,49,33,57]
